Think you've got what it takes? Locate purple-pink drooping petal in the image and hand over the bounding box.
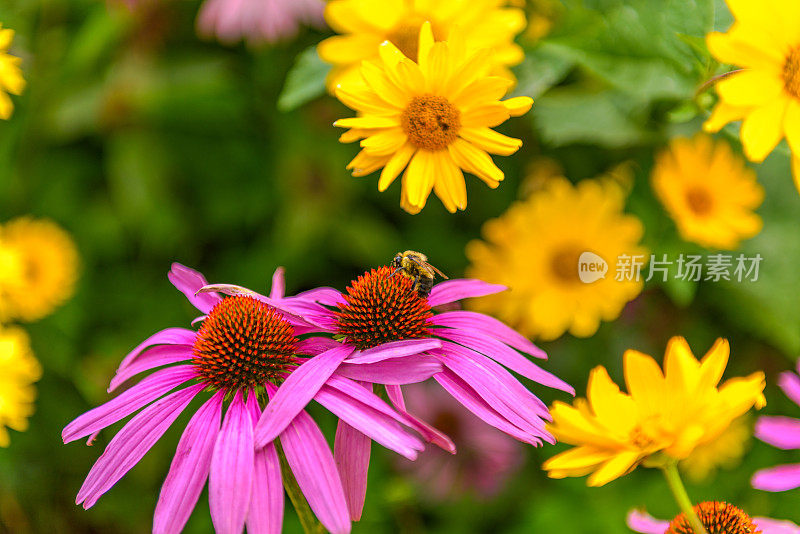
[209,391,254,534]
[196,284,321,330]
[279,409,351,534]
[255,344,354,448]
[752,463,800,492]
[76,384,204,508]
[116,328,197,373]
[779,372,800,408]
[63,365,198,444]
[436,329,572,393]
[429,310,546,359]
[168,263,221,314]
[295,287,346,307]
[435,370,542,446]
[755,416,800,450]
[245,391,284,534]
[335,355,443,384]
[296,337,342,356]
[385,385,456,453]
[270,267,286,299]
[153,390,224,534]
[426,279,507,308]
[108,345,194,393]
[753,517,800,533]
[626,509,669,534]
[335,418,371,522]
[346,339,441,364]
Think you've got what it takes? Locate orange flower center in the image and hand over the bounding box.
[783,47,800,99]
[684,186,714,216]
[550,247,582,285]
[192,296,298,391]
[335,266,433,351]
[667,501,761,534]
[401,95,461,152]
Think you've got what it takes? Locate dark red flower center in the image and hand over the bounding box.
[667,501,761,534]
[192,296,298,391]
[335,266,433,351]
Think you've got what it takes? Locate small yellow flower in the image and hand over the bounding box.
[0,24,25,120]
[465,176,645,340]
[680,415,751,483]
[652,135,763,250]
[0,326,41,447]
[318,0,525,92]
[704,0,800,191]
[334,22,533,214]
[0,218,79,322]
[543,337,765,487]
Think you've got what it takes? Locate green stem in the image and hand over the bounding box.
[661,463,708,534]
[276,442,326,534]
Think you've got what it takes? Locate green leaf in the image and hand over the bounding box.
[277,46,331,112]
[511,44,574,99]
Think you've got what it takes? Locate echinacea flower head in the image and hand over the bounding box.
[679,415,751,483]
[0,24,24,120]
[333,22,533,214]
[63,264,427,534]
[751,366,800,492]
[197,0,325,45]
[318,0,525,91]
[543,336,766,486]
[0,326,41,447]
[703,0,800,191]
[628,502,800,534]
[466,176,645,341]
[0,217,79,323]
[652,135,763,250]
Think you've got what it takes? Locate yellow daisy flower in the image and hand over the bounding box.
[680,415,751,483]
[318,0,525,91]
[0,217,79,322]
[0,326,41,447]
[465,176,645,340]
[0,24,25,120]
[652,135,763,250]
[543,336,766,487]
[333,22,533,214]
[703,0,800,190]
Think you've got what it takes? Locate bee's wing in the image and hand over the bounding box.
[426,263,449,279]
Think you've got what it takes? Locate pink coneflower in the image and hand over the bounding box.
[63,263,424,534]
[752,368,800,492]
[627,504,800,534]
[204,266,573,517]
[197,0,325,45]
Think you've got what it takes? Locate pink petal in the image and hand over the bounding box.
[168,263,221,314]
[335,355,443,384]
[76,384,205,508]
[279,409,351,534]
[334,388,372,521]
[294,287,346,306]
[385,385,455,453]
[116,328,197,373]
[153,390,224,534]
[436,329,572,393]
[755,416,800,450]
[63,365,198,443]
[430,310,546,359]
[209,391,254,534]
[346,339,441,364]
[779,372,800,408]
[626,509,669,534]
[254,344,353,448]
[426,279,506,308]
[754,517,800,534]
[297,337,341,356]
[108,345,194,393]
[270,267,286,299]
[752,463,800,492]
[245,393,283,534]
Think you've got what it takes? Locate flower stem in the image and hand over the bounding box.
[661,463,708,534]
[276,442,326,534]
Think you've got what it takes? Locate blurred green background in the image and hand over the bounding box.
[1,0,800,532]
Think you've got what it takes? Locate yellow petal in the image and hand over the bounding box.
[703,100,750,133]
[697,338,729,390]
[334,116,399,129]
[716,70,783,108]
[318,35,383,64]
[460,103,510,128]
[378,143,416,191]
[404,150,436,208]
[706,30,785,68]
[663,336,700,397]
[623,349,665,415]
[432,151,467,212]
[784,100,800,155]
[335,84,398,115]
[740,97,788,162]
[360,129,408,156]
[324,0,398,34]
[451,77,513,109]
[423,42,450,95]
[793,155,800,194]
[360,60,409,109]
[587,451,640,486]
[587,366,636,430]
[0,91,13,120]
[417,21,435,72]
[458,127,522,156]
[503,96,533,117]
[448,139,503,186]
[542,446,609,472]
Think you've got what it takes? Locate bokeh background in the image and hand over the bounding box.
[1,0,800,532]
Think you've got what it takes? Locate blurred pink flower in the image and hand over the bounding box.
[197,0,325,45]
[752,368,800,492]
[627,506,800,534]
[397,382,523,500]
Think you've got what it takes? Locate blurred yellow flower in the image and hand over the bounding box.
[0,218,79,322]
[543,337,765,487]
[0,326,41,447]
[704,0,800,191]
[318,0,525,92]
[465,176,644,340]
[652,135,763,250]
[680,415,751,483]
[0,24,25,120]
[334,22,533,214]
